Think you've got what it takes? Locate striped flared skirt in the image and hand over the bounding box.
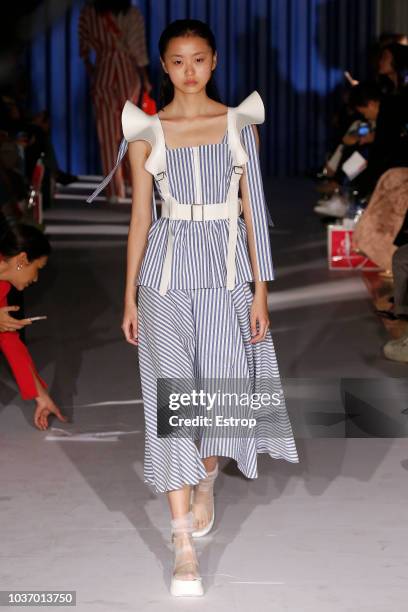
[136,282,299,494]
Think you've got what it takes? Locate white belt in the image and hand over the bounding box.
[158,196,243,295]
[161,197,242,220]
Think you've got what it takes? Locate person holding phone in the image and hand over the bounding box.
[0,222,67,430]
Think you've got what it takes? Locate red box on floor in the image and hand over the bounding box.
[327,225,382,271]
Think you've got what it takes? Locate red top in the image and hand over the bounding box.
[0,280,48,400]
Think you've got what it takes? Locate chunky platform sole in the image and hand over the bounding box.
[170,576,204,596]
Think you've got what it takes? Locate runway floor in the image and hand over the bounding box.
[1,177,407,610]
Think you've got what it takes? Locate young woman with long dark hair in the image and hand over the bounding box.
[0,222,67,430]
[88,18,299,598]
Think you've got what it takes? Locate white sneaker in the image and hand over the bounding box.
[107,195,119,204]
[314,194,348,218]
[383,331,408,363]
[106,195,130,204]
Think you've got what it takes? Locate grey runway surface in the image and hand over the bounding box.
[1,178,407,611]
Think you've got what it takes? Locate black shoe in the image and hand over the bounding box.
[56,170,79,185]
[375,308,408,321]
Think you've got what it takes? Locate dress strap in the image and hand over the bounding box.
[225,166,243,290]
[86,137,128,203]
[150,114,174,296]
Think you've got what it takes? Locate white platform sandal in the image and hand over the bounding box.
[170,510,204,597]
[190,463,219,538]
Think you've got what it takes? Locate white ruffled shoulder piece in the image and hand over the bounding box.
[85,103,163,202]
[227,90,265,165]
[121,101,165,176]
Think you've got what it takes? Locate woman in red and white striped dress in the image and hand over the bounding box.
[78,0,152,202]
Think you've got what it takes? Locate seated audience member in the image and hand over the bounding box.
[348,81,408,198]
[0,93,77,188]
[314,117,377,217]
[383,243,408,362]
[352,168,408,270]
[376,42,408,94]
[314,33,408,218]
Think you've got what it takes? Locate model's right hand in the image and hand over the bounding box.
[0,306,32,332]
[122,301,139,346]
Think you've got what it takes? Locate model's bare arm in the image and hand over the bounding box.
[239,124,269,343]
[122,139,153,345]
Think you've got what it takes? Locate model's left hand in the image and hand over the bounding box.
[250,293,270,343]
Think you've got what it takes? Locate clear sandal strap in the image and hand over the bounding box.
[172,531,200,576]
[195,463,219,492]
[171,510,194,535]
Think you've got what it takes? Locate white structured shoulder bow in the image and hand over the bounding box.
[121,102,165,176]
[227,90,265,166]
[86,103,163,203]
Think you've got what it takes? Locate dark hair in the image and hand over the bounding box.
[0,222,51,261]
[158,19,222,109]
[379,43,408,89]
[92,0,131,15]
[348,82,382,110]
[378,32,407,47]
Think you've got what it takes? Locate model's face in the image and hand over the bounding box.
[356,100,379,121]
[7,254,48,291]
[161,35,217,94]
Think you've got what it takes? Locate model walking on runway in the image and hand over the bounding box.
[88,18,299,598]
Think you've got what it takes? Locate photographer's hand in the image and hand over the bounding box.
[342,134,359,146]
[0,306,32,332]
[359,132,375,145]
[33,386,68,431]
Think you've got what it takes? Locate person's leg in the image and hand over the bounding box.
[136,286,207,590]
[392,244,408,316]
[167,487,200,582]
[191,286,249,533]
[190,460,219,533]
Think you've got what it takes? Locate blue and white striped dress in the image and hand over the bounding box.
[136,122,300,494]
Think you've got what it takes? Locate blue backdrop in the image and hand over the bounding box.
[28,0,376,177]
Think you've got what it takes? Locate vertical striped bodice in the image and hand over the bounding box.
[137,123,274,290]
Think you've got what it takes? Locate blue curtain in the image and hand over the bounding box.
[28,0,376,177]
